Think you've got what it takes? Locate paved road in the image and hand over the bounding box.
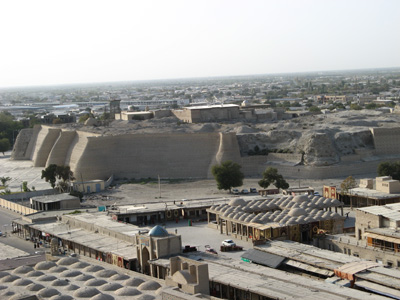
[0,207,37,254]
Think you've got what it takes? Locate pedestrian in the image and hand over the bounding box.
[175,229,178,234]
[34,244,36,249]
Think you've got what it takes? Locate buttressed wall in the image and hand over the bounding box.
[12,125,242,181]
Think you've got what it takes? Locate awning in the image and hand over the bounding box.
[355,279,400,300]
[334,261,379,281]
[285,259,334,277]
[364,232,400,244]
[241,249,285,269]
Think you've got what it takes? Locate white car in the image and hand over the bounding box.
[222,239,236,247]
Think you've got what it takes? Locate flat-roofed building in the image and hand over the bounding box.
[30,193,80,211]
[172,104,240,123]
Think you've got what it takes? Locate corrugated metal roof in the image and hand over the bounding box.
[241,248,285,268]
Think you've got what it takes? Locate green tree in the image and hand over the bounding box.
[41,164,75,192]
[0,176,11,186]
[308,106,321,113]
[211,161,244,192]
[378,161,400,180]
[0,138,11,155]
[340,176,357,195]
[41,164,58,188]
[258,167,289,189]
[350,103,362,110]
[22,181,30,192]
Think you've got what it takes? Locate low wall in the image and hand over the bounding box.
[0,198,37,215]
[267,153,302,162]
[0,189,57,201]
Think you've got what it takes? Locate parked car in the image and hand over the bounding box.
[250,188,257,193]
[205,245,218,255]
[314,192,320,196]
[232,189,239,195]
[0,231,2,237]
[241,189,249,194]
[221,239,236,247]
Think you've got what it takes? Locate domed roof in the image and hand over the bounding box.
[37,275,57,282]
[35,261,57,270]
[229,198,246,206]
[71,261,90,269]
[51,279,70,287]
[0,272,9,278]
[26,271,44,277]
[100,283,123,291]
[136,295,156,300]
[12,278,33,286]
[110,274,129,281]
[123,277,145,287]
[49,295,74,300]
[288,207,307,217]
[60,270,82,278]
[1,275,20,283]
[38,287,60,298]
[96,269,118,278]
[115,287,141,296]
[293,195,309,204]
[84,265,104,273]
[49,266,68,273]
[12,266,34,274]
[76,274,95,282]
[57,257,79,266]
[85,278,108,287]
[149,225,169,237]
[26,283,45,291]
[138,280,162,291]
[73,287,101,298]
[90,294,115,300]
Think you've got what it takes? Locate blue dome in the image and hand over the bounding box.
[148,225,169,237]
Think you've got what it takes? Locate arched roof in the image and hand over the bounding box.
[148,225,169,237]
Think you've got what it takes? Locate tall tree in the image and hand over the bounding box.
[258,167,289,190]
[0,138,11,155]
[0,176,11,186]
[377,161,400,180]
[41,164,75,192]
[211,161,244,192]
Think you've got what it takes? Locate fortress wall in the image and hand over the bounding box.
[32,126,62,167]
[207,132,242,178]
[73,132,228,181]
[65,131,97,174]
[11,128,34,160]
[46,130,77,166]
[267,153,302,162]
[171,110,192,123]
[370,127,400,155]
[241,156,269,177]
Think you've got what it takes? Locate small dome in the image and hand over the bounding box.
[51,279,70,287]
[148,225,168,237]
[49,266,68,273]
[38,287,60,298]
[138,280,161,291]
[73,287,101,298]
[49,295,74,300]
[288,207,307,217]
[12,266,34,274]
[229,198,246,206]
[71,261,90,269]
[0,272,9,278]
[38,275,57,282]
[84,265,104,273]
[90,294,115,300]
[1,275,20,283]
[60,270,82,278]
[136,295,156,300]
[95,270,118,278]
[65,284,80,291]
[110,274,129,281]
[26,283,45,291]
[35,261,57,270]
[100,283,123,291]
[115,287,141,296]
[76,274,95,282]
[26,271,44,277]
[12,278,33,286]
[85,279,108,287]
[123,278,145,287]
[57,257,79,266]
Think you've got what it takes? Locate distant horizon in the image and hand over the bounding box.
[1,65,400,90]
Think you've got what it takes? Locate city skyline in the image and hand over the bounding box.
[1,0,400,88]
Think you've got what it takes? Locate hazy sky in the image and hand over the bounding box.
[1,0,399,88]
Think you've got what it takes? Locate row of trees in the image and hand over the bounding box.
[211,161,289,192]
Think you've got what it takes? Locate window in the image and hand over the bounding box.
[387,261,393,267]
[353,253,359,257]
[348,249,351,255]
[343,248,347,254]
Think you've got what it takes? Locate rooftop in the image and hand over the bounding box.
[30,193,80,204]
[349,187,400,200]
[358,205,400,221]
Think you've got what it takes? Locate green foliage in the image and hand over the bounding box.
[308,106,321,113]
[0,138,11,154]
[22,181,30,192]
[0,176,11,186]
[70,190,83,201]
[340,176,357,194]
[211,161,244,192]
[41,164,75,191]
[377,161,400,180]
[350,103,362,110]
[78,115,90,123]
[258,167,289,189]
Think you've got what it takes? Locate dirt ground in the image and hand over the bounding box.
[82,176,369,207]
